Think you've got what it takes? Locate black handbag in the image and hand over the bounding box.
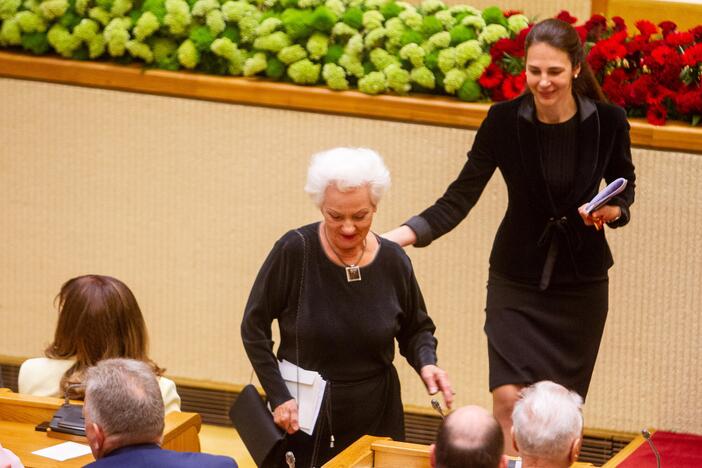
[231,229,309,467]
[229,384,286,467]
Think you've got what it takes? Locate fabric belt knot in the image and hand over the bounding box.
[537,216,569,291]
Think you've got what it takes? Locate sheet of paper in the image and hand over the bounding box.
[32,441,92,461]
[279,359,327,435]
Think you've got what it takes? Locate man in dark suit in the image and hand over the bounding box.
[83,358,236,468]
[430,405,507,468]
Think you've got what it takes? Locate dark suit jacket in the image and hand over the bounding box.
[406,93,636,287]
[84,443,237,468]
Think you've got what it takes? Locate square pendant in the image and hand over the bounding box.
[345,266,362,282]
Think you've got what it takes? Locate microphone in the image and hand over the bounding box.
[285,451,296,468]
[641,429,661,468]
[431,399,445,419]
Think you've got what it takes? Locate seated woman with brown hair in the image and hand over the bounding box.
[18,274,181,413]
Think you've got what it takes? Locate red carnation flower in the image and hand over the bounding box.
[628,75,654,106]
[587,47,608,74]
[597,37,627,61]
[650,45,677,66]
[490,38,522,61]
[585,14,607,32]
[556,10,578,24]
[501,72,526,100]
[612,16,627,33]
[635,20,658,36]
[602,75,627,106]
[675,90,702,115]
[646,102,667,125]
[479,63,505,90]
[575,26,588,43]
[516,26,532,49]
[646,85,674,105]
[665,32,694,47]
[690,26,702,42]
[683,43,702,66]
[658,21,677,37]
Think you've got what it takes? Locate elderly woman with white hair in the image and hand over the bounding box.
[511,381,584,468]
[241,147,453,467]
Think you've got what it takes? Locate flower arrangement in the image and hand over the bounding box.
[0,0,700,126]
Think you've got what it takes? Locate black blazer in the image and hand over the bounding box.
[406,93,636,288]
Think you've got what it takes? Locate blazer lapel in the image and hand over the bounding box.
[517,95,557,215]
[564,95,600,208]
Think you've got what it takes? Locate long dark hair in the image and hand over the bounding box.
[45,274,164,398]
[525,18,606,102]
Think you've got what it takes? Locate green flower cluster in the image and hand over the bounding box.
[0,0,526,100]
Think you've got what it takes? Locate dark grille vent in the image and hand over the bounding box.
[0,361,633,466]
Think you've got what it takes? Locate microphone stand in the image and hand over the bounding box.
[641,429,661,468]
[431,399,445,419]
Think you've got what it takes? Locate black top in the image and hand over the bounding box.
[405,93,636,287]
[537,113,579,213]
[241,222,438,409]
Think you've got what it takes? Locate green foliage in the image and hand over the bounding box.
[424,48,438,71]
[189,24,215,51]
[481,5,506,27]
[281,8,312,40]
[379,1,401,19]
[309,5,335,32]
[323,41,342,63]
[420,15,442,36]
[341,6,361,29]
[449,24,475,44]
[141,0,166,21]
[457,78,480,101]
[265,56,285,78]
[21,30,49,53]
[399,28,422,46]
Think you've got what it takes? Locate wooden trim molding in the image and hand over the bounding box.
[1,50,701,154]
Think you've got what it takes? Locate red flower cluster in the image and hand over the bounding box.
[476,10,702,125]
[584,14,702,125]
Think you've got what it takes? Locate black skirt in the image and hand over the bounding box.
[484,271,608,399]
[279,366,404,468]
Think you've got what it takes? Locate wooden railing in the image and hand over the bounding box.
[1,50,701,154]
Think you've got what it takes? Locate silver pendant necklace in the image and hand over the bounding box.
[323,225,366,282]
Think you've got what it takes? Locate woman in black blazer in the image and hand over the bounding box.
[384,19,635,453]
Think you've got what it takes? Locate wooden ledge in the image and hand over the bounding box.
[1,50,701,154]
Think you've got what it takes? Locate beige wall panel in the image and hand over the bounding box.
[0,77,700,434]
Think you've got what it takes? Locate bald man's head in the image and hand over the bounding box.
[432,406,505,468]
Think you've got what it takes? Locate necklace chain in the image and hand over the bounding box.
[323,224,366,267]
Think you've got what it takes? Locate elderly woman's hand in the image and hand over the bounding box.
[381,226,417,247]
[420,365,454,409]
[578,203,622,230]
[273,398,300,434]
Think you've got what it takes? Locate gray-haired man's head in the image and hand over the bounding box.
[83,358,165,458]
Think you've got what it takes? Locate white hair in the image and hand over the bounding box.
[512,381,583,460]
[304,147,391,207]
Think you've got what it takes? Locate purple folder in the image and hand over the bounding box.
[585,178,628,214]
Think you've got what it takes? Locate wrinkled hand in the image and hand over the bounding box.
[578,203,621,230]
[273,398,299,434]
[420,365,454,409]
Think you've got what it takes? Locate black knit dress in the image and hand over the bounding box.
[241,222,438,467]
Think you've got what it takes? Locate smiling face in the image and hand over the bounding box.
[526,42,580,120]
[321,184,376,254]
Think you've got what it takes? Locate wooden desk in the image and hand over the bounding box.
[0,389,202,467]
[324,436,596,467]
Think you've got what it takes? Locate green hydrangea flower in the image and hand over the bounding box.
[399,42,424,67]
[478,23,508,44]
[47,23,80,56]
[434,9,454,29]
[384,62,410,93]
[324,0,345,18]
[465,54,488,80]
[363,26,384,49]
[38,0,69,20]
[164,0,191,35]
[221,0,255,22]
[362,9,383,30]
[87,33,105,57]
[277,43,306,63]
[177,38,199,67]
[126,39,154,62]
[287,58,320,84]
[110,0,131,17]
[398,8,421,31]
[206,9,225,35]
[410,65,434,88]
[369,46,397,70]
[427,30,449,48]
[238,15,259,42]
[461,14,484,30]
[418,0,444,15]
[0,18,22,45]
[104,17,131,56]
[338,52,363,77]
[255,16,282,36]
[322,62,348,89]
[507,14,528,34]
[88,7,111,26]
[306,31,328,59]
[437,46,455,73]
[443,67,465,93]
[331,21,356,39]
[253,30,291,52]
[16,10,45,32]
[0,0,22,20]
[358,70,386,94]
[191,0,218,16]
[243,51,267,75]
[211,36,245,74]
[134,12,160,41]
[457,78,481,101]
[73,18,99,40]
[455,39,481,65]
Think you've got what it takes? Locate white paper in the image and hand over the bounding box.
[32,441,92,461]
[279,359,326,435]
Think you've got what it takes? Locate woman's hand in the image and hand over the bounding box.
[578,204,622,230]
[273,398,300,434]
[381,225,417,247]
[420,365,454,409]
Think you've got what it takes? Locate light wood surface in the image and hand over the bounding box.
[1,50,700,154]
[600,429,655,467]
[591,0,702,31]
[0,390,202,467]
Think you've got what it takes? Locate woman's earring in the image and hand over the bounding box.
[574,74,579,79]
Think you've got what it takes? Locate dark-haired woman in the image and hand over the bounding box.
[18,274,181,413]
[384,18,635,452]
